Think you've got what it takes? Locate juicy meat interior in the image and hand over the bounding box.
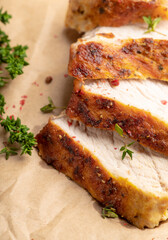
[65,0,168,32]
[67,78,168,155]
[68,22,168,81]
[36,115,168,229]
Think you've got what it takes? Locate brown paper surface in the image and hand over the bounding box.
[0,1,168,239]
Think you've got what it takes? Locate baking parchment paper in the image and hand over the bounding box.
[0,1,167,239]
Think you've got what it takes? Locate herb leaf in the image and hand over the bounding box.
[40,97,56,113]
[0,76,8,87]
[114,124,135,160]
[115,123,123,137]
[0,146,18,160]
[120,142,135,160]
[143,16,161,34]
[102,205,118,219]
[0,93,5,116]
[127,141,135,147]
[0,8,12,24]
[0,9,36,159]
[0,11,28,85]
[0,116,37,156]
[122,151,127,160]
[127,149,134,159]
[40,97,65,113]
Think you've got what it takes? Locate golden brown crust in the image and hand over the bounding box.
[66,79,168,156]
[69,39,168,81]
[65,0,168,32]
[36,119,168,229]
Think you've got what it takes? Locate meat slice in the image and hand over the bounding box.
[65,0,168,32]
[66,78,168,156]
[68,24,168,81]
[36,115,168,229]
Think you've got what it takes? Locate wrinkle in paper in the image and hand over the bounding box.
[0,0,168,239]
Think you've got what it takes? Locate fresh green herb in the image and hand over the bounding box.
[40,97,56,113]
[0,95,37,158]
[0,93,5,116]
[115,123,135,160]
[0,8,12,24]
[0,75,8,87]
[120,142,135,160]
[40,97,65,113]
[0,115,37,157]
[0,10,28,85]
[0,9,36,159]
[143,16,166,36]
[115,123,123,137]
[1,116,37,155]
[0,146,18,160]
[102,205,118,219]
[143,16,161,33]
[0,29,10,45]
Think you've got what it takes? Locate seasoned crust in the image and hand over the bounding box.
[69,38,168,81]
[36,118,168,229]
[66,79,168,156]
[65,0,168,32]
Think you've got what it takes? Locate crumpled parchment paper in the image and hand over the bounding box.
[0,0,168,239]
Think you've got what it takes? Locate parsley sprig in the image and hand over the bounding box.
[0,10,36,159]
[40,96,65,113]
[102,205,118,219]
[143,16,166,36]
[115,123,135,160]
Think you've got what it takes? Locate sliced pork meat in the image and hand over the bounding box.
[36,115,168,229]
[68,24,168,81]
[66,78,168,156]
[65,0,168,32]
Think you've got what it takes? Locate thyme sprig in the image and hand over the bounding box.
[0,146,18,160]
[0,8,12,24]
[40,96,65,113]
[120,142,135,160]
[102,205,118,219]
[0,9,36,159]
[1,116,37,155]
[115,123,124,137]
[0,101,37,159]
[0,93,5,115]
[115,123,135,160]
[143,16,166,36]
[0,10,28,86]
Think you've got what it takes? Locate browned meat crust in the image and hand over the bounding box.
[65,0,168,32]
[36,118,168,229]
[66,79,168,156]
[69,39,168,81]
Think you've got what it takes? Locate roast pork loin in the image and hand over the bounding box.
[67,78,168,156]
[65,0,168,32]
[68,23,168,81]
[36,115,168,229]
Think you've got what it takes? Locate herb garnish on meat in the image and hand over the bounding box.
[115,123,135,160]
[143,16,166,36]
[102,205,118,219]
[120,142,135,160]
